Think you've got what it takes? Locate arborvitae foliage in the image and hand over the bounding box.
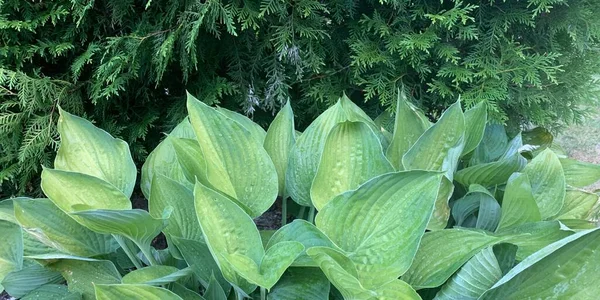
[1,0,599,195]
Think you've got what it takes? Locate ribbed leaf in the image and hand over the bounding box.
[204,274,227,300]
[13,198,118,257]
[1,262,63,298]
[122,266,193,285]
[311,121,393,210]
[385,91,431,170]
[560,157,600,188]
[51,259,121,300]
[452,186,501,231]
[469,124,508,165]
[0,220,23,287]
[95,284,182,300]
[462,101,487,156]
[455,153,526,187]
[21,284,81,300]
[481,228,600,299]
[434,247,501,300]
[171,282,205,300]
[402,101,465,181]
[216,107,267,144]
[172,237,229,290]
[268,267,330,300]
[497,221,572,260]
[41,168,131,212]
[54,108,136,197]
[141,119,195,198]
[556,189,599,220]
[316,171,442,288]
[523,149,565,219]
[187,93,278,217]
[266,220,335,267]
[496,173,541,230]
[149,174,202,241]
[171,137,209,185]
[264,101,296,196]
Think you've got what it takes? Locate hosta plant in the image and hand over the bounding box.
[1,92,600,300]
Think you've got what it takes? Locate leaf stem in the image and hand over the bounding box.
[113,235,143,269]
[140,246,159,266]
[308,206,315,223]
[298,206,306,220]
[261,287,266,300]
[281,196,288,226]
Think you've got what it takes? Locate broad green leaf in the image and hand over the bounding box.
[434,247,501,300]
[496,173,541,230]
[141,118,195,198]
[462,101,487,156]
[1,262,63,298]
[226,241,304,289]
[428,176,454,230]
[481,228,600,299]
[403,228,501,289]
[54,107,136,197]
[171,282,205,300]
[451,186,500,231]
[264,101,296,196]
[557,219,597,229]
[498,133,523,160]
[13,198,118,257]
[171,137,209,185]
[560,157,600,188]
[402,101,465,181]
[497,221,572,260]
[187,93,278,217]
[51,259,121,300]
[172,237,229,290]
[0,220,23,286]
[216,107,267,144]
[268,267,330,300]
[311,121,394,210]
[95,284,183,300]
[556,189,599,220]
[149,174,202,241]
[373,110,394,133]
[193,182,260,294]
[122,266,192,285]
[523,149,565,219]
[0,200,17,223]
[41,168,131,213]
[21,284,81,300]
[493,243,518,275]
[316,171,442,288]
[266,220,336,267]
[71,209,166,263]
[455,153,526,187]
[386,91,431,170]
[307,247,420,300]
[204,273,227,300]
[469,124,508,165]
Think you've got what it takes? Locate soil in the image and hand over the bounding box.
[0,291,13,300]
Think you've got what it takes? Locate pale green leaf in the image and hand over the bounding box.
[523,149,565,219]
[204,273,227,300]
[462,101,487,156]
[316,171,442,288]
[187,93,278,217]
[556,189,599,220]
[560,157,600,188]
[95,284,183,300]
[455,153,526,187]
[496,173,541,230]
[51,259,121,300]
[172,237,229,290]
[54,107,136,197]
[41,168,131,213]
[216,107,267,144]
[311,121,394,210]
[0,220,23,285]
[21,284,81,300]
[428,176,454,230]
[264,101,296,196]
[268,267,330,300]
[171,137,209,185]
[1,262,63,298]
[122,266,192,285]
[497,221,572,260]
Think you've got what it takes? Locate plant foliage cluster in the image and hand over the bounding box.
[1,92,600,299]
[2,0,600,195]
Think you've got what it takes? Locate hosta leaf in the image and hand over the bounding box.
[13,198,118,257]
[204,273,227,300]
[264,101,296,196]
[0,200,17,223]
[523,149,565,219]
[268,267,330,300]
[171,137,209,185]
[54,108,136,197]
[307,247,420,300]
[193,182,260,294]
[521,127,553,153]
[403,228,501,289]
[122,265,180,284]
[452,186,501,231]
[21,284,81,300]
[316,171,442,288]
[469,124,508,165]
[216,107,267,144]
[226,241,304,289]
[41,168,131,212]
[0,220,23,286]
[149,174,202,241]
[455,153,526,187]
[556,189,599,220]
[1,262,63,298]
[385,91,431,170]
[493,243,518,275]
[497,221,572,260]
[462,101,487,156]
[496,173,541,231]
[311,121,394,210]
[187,93,278,217]
[402,101,465,181]
[434,247,501,300]
[172,237,229,290]
[51,258,121,300]
[429,176,454,230]
[171,282,205,300]
[95,284,182,300]
[266,219,336,267]
[498,133,523,160]
[481,228,600,299]
[141,118,195,198]
[560,157,600,188]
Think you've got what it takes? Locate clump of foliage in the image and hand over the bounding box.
[1,92,600,299]
[2,0,600,195]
